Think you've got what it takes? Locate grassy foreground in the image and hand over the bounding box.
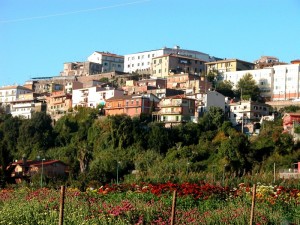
[0,182,300,224]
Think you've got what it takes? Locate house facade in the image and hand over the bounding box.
[60,61,102,76]
[7,159,68,184]
[72,86,124,108]
[153,95,196,127]
[223,67,273,100]
[10,93,46,119]
[253,56,286,69]
[166,73,211,94]
[282,113,300,132]
[205,59,255,76]
[123,78,167,95]
[272,64,300,101]
[124,46,210,74]
[151,54,206,78]
[104,94,160,117]
[0,85,33,113]
[194,91,226,116]
[229,100,270,127]
[46,91,72,120]
[87,51,124,72]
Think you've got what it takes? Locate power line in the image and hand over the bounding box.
[0,0,150,24]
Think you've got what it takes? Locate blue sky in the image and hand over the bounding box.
[0,0,299,86]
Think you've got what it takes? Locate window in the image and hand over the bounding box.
[132,64,134,67]
[154,60,156,64]
[152,54,155,57]
[148,54,150,58]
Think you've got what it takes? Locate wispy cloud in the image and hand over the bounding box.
[0,0,150,24]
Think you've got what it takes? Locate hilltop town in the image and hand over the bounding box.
[0,46,300,133]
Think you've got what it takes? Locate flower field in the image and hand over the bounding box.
[0,182,300,224]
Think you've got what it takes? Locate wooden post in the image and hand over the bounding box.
[59,186,66,225]
[249,184,256,225]
[170,190,177,225]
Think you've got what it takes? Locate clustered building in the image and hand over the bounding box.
[1,45,300,133]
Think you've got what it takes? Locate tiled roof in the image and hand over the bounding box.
[153,53,207,62]
[94,51,124,58]
[11,159,66,167]
[0,85,32,91]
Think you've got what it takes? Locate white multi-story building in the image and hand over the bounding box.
[87,51,124,73]
[10,93,46,119]
[124,46,210,74]
[0,85,33,113]
[229,100,270,127]
[72,86,124,108]
[272,64,300,101]
[192,91,225,115]
[223,68,274,99]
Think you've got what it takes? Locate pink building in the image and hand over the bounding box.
[104,94,160,117]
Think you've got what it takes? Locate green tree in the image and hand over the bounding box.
[206,69,220,89]
[218,130,251,175]
[147,122,173,154]
[198,106,224,131]
[236,73,261,101]
[54,115,78,147]
[215,80,235,98]
[17,112,53,159]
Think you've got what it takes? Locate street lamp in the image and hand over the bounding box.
[223,164,228,186]
[116,161,121,185]
[212,165,216,183]
[40,158,45,188]
[186,162,190,175]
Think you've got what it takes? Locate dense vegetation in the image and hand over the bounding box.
[1,183,299,224]
[0,104,299,189]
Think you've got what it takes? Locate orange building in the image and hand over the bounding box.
[46,91,72,121]
[7,159,68,184]
[104,93,160,117]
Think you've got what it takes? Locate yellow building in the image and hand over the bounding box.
[205,59,254,75]
[151,54,206,78]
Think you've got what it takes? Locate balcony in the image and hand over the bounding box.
[160,110,182,115]
[158,102,182,107]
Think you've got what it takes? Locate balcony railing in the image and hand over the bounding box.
[158,102,182,107]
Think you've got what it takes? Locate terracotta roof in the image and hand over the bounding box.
[94,51,124,58]
[164,94,188,99]
[153,53,207,62]
[205,58,254,65]
[0,85,32,91]
[11,159,66,167]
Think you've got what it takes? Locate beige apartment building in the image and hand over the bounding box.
[151,54,206,78]
[205,59,254,76]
